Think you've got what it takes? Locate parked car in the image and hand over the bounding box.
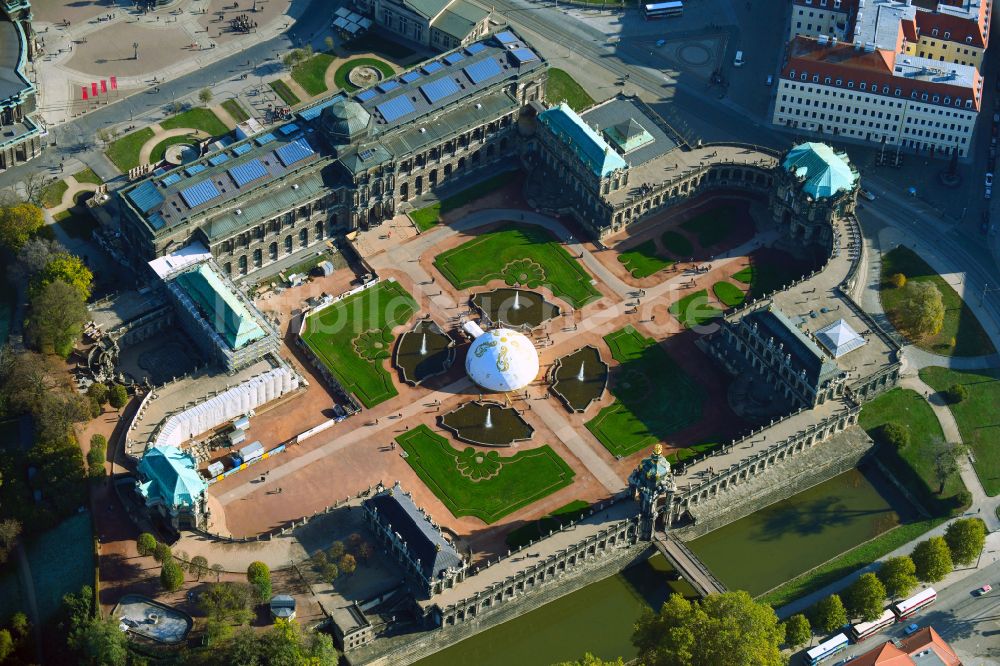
[766,74,773,86]
[986,173,994,187]
[993,113,1000,123]
[974,584,993,596]
[860,189,876,201]
[986,187,992,200]
[656,39,666,47]
[903,623,920,636]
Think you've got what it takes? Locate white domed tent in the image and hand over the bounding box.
[465,327,539,392]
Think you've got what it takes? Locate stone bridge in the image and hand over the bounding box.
[652,531,726,598]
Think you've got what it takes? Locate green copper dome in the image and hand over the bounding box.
[322,98,372,143]
[782,142,858,199]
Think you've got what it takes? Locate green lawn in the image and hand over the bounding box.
[105,127,155,172]
[396,426,576,524]
[291,51,335,96]
[408,171,516,232]
[148,134,196,164]
[920,366,1000,496]
[712,281,745,308]
[335,58,395,91]
[732,249,817,298]
[73,167,102,186]
[221,98,250,123]
[53,209,98,240]
[680,206,736,248]
[586,326,705,457]
[39,178,68,209]
[346,32,415,58]
[545,68,595,112]
[667,438,721,466]
[660,230,694,258]
[160,107,229,136]
[759,516,946,608]
[617,239,673,278]
[668,289,723,328]
[433,223,601,308]
[300,280,417,408]
[269,79,301,106]
[505,500,590,548]
[859,387,969,515]
[880,247,994,356]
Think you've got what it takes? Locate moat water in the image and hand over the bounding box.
[415,554,696,666]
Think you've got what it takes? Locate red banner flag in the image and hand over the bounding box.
[100,80,107,94]
[110,76,117,91]
[82,86,88,100]
[91,82,98,96]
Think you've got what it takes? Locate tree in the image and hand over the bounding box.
[810,594,848,634]
[308,631,340,664]
[10,611,29,640]
[160,559,184,592]
[555,654,625,666]
[358,541,373,563]
[136,532,157,557]
[877,556,918,600]
[783,613,811,649]
[199,88,213,104]
[59,585,94,637]
[211,563,224,581]
[633,591,784,666]
[68,616,128,666]
[87,434,107,478]
[190,555,209,580]
[899,281,945,340]
[226,626,261,665]
[348,532,363,550]
[0,203,45,251]
[32,252,93,300]
[260,617,305,665]
[26,279,87,357]
[0,520,21,566]
[108,384,129,410]
[934,447,960,494]
[845,573,886,622]
[944,518,986,566]
[87,382,109,406]
[247,561,271,601]
[945,383,968,404]
[324,36,334,51]
[0,628,12,662]
[321,562,339,581]
[153,542,172,563]
[327,541,345,560]
[339,553,357,576]
[889,272,907,288]
[878,422,910,450]
[912,536,953,582]
[198,582,255,628]
[8,236,65,283]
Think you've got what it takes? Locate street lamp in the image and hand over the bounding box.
[133,41,139,60]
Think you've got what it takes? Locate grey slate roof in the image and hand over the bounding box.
[0,18,31,103]
[364,484,463,581]
[580,97,678,168]
[744,308,841,386]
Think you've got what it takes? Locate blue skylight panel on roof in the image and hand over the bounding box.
[357,89,377,102]
[400,71,421,83]
[375,95,416,123]
[161,173,182,186]
[377,80,400,93]
[421,61,444,74]
[464,43,486,55]
[299,94,344,121]
[496,30,516,44]
[419,77,461,104]
[275,138,316,167]
[180,180,221,209]
[185,164,206,176]
[233,143,252,156]
[510,48,539,65]
[255,133,276,146]
[127,181,164,213]
[148,213,166,230]
[444,52,465,65]
[278,122,299,135]
[208,153,230,166]
[228,159,268,187]
[463,58,502,85]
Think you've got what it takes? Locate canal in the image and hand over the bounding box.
[688,466,908,596]
[416,554,696,666]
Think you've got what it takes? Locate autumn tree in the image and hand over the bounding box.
[898,281,945,340]
[198,88,213,104]
[26,279,87,357]
[339,553,357,576]
[912,536,953,582]
[944,518,986,566]
[32,252,93,300]
[0,203,45,251]
[877,556,918,600]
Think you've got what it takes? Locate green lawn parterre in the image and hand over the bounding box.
[680,206,737,248]
[396,426,576,524]
[617,239,674,279]
[660,230,694,258]
[409,171,517,232]
[858,387,969,514]
[731,249,817,298]
[880,247,994,357]
[73,167,102,186]
[160,107,229,137]
[221,98,251,123]
[669,289,723,328]
[269,79,302,106]
[433,223,601,308]
[919,366,1000,496]
[105,127,155,172]
[148,134,196,164]
[586,326,705,457]
[301,280,417,408]
[39,178,69,209]
[712,281,746,308]
[291,51,336,96]
[335,58,395,92]
[505,500,590,548]
[545,68,595,112]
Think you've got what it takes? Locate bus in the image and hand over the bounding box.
[804,633,849,665]
[643,1,683,19]
[892,588,937,621]
[849,609,896,642]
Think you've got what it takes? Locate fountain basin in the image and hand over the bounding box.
[550,346,608,413]
[395,320,455,385]
[440,400,534,447]
[471,288,560,330]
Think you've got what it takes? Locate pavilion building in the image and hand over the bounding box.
[135,444,208,530]
[0,1,42,172]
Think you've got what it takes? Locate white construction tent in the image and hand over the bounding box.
[151,367,299,450]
